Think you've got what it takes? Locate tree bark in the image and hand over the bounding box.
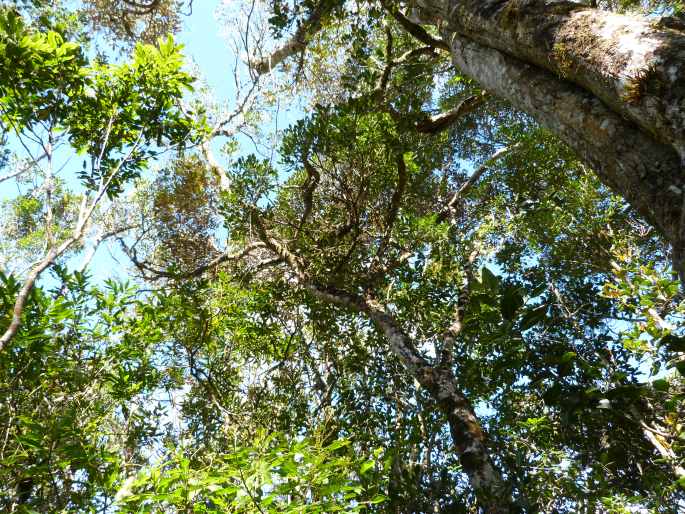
[420,0,685,160]
[364,301,520,513]
[411,0,685,275]
[253,0,685,273]
[444,34,685,269]
[249,196,520,510]
[308,286,519,512]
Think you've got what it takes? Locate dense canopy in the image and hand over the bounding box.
[0,0,684,512]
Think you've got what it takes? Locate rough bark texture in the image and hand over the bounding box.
[409,0,685,276]
[420,0,685,161]
[253,0,685,274]
[365,304,518,513]
[444,34,685,261]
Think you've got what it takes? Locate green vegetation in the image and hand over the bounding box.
[0,1,684,512]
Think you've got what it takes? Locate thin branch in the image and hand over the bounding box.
[381,1,449,52]
[296,153,321,235]
[121,0,161,15]
[439,248,477,366]
[629,405,685,479]
[78,223,138,273]
[0,134,144,350]
[392,45,438,67]
[0,150,48,184]
[436,143,518,224]
[375,26,394,93]
[251,210,308,281]
[126,242,267,281]
[372,153,407,268]
[251,1,335,75]
[44,133,55,249]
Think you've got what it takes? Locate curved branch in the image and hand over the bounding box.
[0,134,144,350]
[297,154,321,234]
[303,281,516,510]
[381,0,449,52]
[415,94,485,134]
[251,1,335,75]
[243,217,518,508]
[126,242,267,280]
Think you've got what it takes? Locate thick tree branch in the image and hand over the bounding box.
[250,209,308,280]
[444,35,685,277]
[245,212,517,509]
[415,94,485,134]
[425,0,685,162]
[375,26,394,93]
[303,281,517,511]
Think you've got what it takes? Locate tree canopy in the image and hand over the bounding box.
[1,0,684,512]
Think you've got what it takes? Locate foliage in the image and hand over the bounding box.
[0,1,684,513]
[117,432,387,513]
[0,272,162,512]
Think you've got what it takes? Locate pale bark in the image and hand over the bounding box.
[257,0,685,275]
[420,0,685,161]
[309,286,518,513]
[247,217,519,511]
[443,35,685,262]
[0,131,142,350]
[408,0,685,275]
[252,1,334,75]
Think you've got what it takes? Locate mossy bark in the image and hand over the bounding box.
[420,0,685,159]
[310,285,521,511]
[365,304,521,513]
[414,0,685,277]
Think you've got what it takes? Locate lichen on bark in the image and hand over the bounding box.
[418,0,685,159]
[407,0,685,277]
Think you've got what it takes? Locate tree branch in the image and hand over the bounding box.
[126,241,267,281]
[372,153,407,268]
[297,153,321,235]
[251,1,335,75]
[436,144,518,224]
[415,94,485,134]
[0,134,144,350]
[302,281,515,509]
[439,248,478,366]
[381,1,449,52]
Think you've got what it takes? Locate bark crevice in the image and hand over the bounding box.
[421,0,685,161]
[442,29,685,276]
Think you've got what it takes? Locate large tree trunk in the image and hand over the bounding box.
[447,35,685,264]
[421,0,685,159]
[415,0,685,273]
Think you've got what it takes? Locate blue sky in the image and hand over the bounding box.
[178,1,234,104]
[0,2,256,284]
